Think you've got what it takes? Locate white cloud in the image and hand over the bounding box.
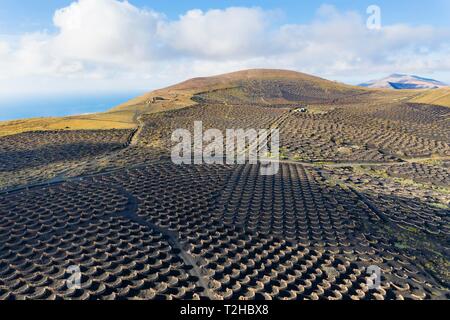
[0,0,449,99]
[271,5,450,79]
[0,41,10,55]
[52,0,163,64]
[160,7,270,59]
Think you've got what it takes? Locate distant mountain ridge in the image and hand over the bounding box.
[359,74,448,89]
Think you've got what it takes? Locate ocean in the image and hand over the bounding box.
[0,92,144,121]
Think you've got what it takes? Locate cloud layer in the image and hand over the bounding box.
[0,0,449,97]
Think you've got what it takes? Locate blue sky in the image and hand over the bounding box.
[1,0,450,33]
[0,0,449,120]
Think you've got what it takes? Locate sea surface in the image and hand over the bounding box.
[0,92,145,121]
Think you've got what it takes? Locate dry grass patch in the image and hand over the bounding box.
[410,87,450,108]
[0,111,137,137]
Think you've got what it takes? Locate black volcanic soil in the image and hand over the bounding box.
[0,70,449,300]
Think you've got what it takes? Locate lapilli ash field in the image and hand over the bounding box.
[0,69,449,300]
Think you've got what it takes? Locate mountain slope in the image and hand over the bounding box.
[410,87,450,108]
[113,69,372,112]
[0,69,418,137]
[360,74,447,90]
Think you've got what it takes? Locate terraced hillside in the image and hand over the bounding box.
[0,69,449,300]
